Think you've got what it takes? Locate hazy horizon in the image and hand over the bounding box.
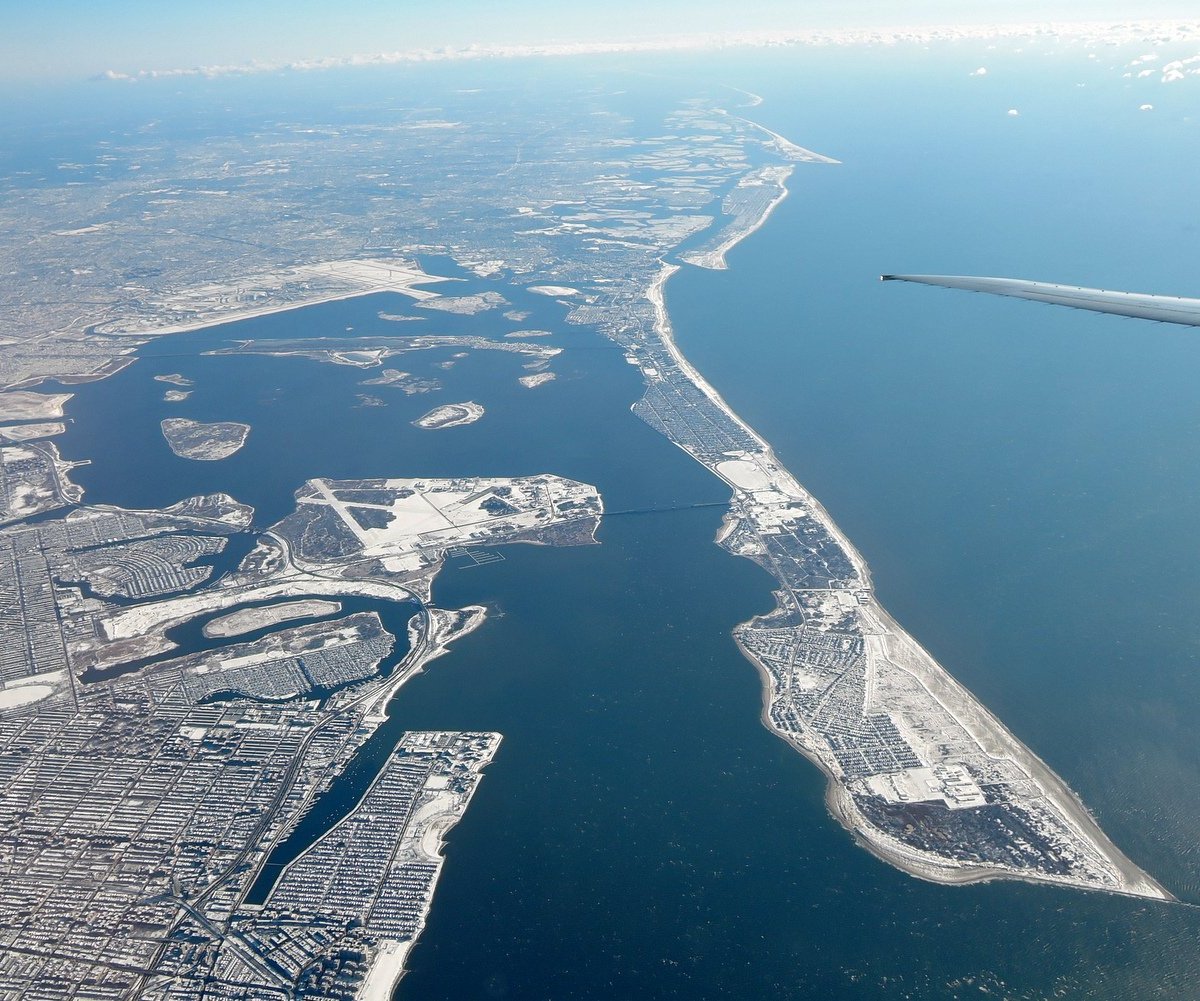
[4,0,1199,82]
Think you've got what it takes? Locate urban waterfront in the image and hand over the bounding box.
[29,46,1200,998]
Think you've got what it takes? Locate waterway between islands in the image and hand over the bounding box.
[49,251,1198,998]
[0,41,1197,1001]
[53,50,1200,993]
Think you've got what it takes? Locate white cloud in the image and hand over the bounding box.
[94,19,1200,84]
[1007,108,1020,116]
[1160,53,1200,82]
[1139,103,1154,110]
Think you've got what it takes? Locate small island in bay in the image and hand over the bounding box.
[154,373,194,387]
[360,368,441,395]
[417,291,508,315]
[412,401,484,429]
[519,372,556,389]
[160,418,250,461]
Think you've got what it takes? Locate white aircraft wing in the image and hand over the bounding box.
[881,274,1200,327]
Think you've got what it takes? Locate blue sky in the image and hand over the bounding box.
[3,0,1196,81]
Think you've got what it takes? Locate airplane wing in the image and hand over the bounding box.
[880,274,1200,327]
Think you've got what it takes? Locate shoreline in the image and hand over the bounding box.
[646,259,873,588]
[91,258,452,339]
[737,621,1172,901]
[681,165,794,270]
[642,144,1170,900]
[228,603,489,992]
[865,600,1171,898]
[5,355,137,393]
[94,286,410,339]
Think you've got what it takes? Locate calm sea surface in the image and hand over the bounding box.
[51,46,1200,998]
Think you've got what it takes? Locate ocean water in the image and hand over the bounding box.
[42,44,1200,998]
[668,43,1200,893]
[403,49,1200,998]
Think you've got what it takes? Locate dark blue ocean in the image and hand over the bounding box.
[29,43,1200,998]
